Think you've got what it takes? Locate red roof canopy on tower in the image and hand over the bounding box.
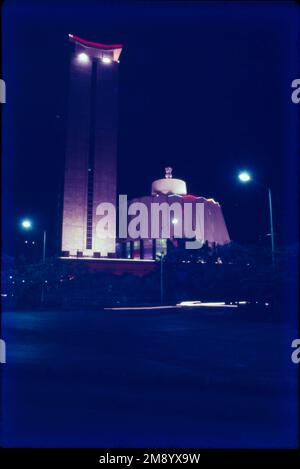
[69,34,123,50]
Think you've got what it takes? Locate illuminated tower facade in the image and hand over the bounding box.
[61,34,123,257]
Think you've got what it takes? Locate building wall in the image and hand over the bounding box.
[62,44,92,255]
[92,60,118,256]
[121,194,230,259]
[61,42,119,257]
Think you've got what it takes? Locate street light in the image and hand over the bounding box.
[21,219,32,229]
[237,171,275,266]
[238,171,251,183]
[20,219,48,305]
[20,219,47,264]
[156,252,166,304]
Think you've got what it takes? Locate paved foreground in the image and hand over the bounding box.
[1,307,299,447]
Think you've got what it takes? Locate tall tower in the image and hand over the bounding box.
[61,34,123,257]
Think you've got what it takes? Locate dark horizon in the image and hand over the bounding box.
[2,1,299,256]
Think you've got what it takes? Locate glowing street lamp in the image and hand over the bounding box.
[20,219,47,264]
[20,218,48,304]
[21,219,32,229]
[238,171,251,183]
[172,218,178,224]
[237,171,275,265]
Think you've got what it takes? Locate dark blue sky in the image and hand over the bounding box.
[2,0,299,254]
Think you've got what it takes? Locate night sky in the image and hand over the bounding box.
[2,0,299,255]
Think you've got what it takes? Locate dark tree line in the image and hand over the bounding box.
[1,243,298,312]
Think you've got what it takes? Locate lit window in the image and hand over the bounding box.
[133,240,140,259]
[156,239,167,257]
[126,242,131,259]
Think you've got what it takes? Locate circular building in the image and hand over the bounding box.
[118,168,230,260]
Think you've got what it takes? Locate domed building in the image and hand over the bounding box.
[117,168,230,260]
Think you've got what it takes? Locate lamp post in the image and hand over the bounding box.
[160,253,164,304]
[21,219,47,304]
[237,172,275,265]
[267,187,275,266]
[156,252,165,304]
[42,229,47,264]
[21,219,47,264]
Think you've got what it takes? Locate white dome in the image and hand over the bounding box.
[151,167,187,196]
[151,178,187,196]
